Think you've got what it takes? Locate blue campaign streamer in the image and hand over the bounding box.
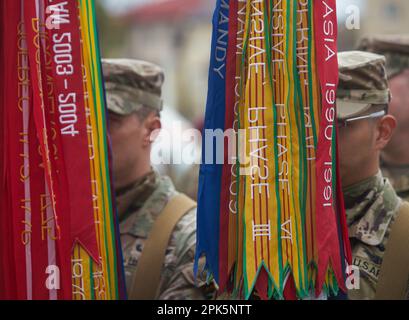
[194,0,230,285]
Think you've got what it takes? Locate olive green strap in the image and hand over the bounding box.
[375,202,409,300]
[128,193,197,300]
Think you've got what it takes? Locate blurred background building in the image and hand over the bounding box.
[98,0,213,123]
[96,0,409,198]
[337,0,409,50]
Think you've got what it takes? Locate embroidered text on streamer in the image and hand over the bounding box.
[195,0,352,300]
[0,0,126,300]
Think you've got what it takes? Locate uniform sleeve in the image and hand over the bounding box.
[156,209,217,300]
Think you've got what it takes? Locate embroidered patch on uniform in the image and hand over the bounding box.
[352,257,381,280]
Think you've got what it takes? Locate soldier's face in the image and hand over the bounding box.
[108,112,145,187]
[338,118,378,188]
[338,113,397,188]
[383,72,409,153]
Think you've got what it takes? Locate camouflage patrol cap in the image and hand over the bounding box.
[358,35,409,79]
[102,59,164,115]
[337,51,391,120]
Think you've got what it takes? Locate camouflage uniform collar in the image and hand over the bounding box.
[343,171,401,246]
[116,170,158,221]
[119,173,176,238]
[342,172,383,201]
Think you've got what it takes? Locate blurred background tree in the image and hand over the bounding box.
[95,0,130,58]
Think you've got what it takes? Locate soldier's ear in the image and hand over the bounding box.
[143,112,161,146]
[375,115,397,150]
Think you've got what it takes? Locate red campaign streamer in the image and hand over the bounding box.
[23,0,73,299]
[23,0,60,248]
[27,35,54,300]
[1,4,18,298]
[283,274,297,300]
[1,0,105,299]
[219,0,238,294]
[0,3,6,297]
[313,0,345,294]
[19,2,52,299]
[44,0,100,264]
[1,1,11,299]
[29,112,51,300]
[255,267,269,301]
[5,0,29,299]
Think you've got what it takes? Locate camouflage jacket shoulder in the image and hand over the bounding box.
[118,171,214,300]
[343,171,409,299]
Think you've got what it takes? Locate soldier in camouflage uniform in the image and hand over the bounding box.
[358,36,409,201]
[102,59,214,300]
[336,51,409,299]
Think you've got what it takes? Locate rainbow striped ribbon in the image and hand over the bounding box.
[196,0,351,300]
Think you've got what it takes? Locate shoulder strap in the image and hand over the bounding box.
[375,202,409,300]
[128,193,197,300]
